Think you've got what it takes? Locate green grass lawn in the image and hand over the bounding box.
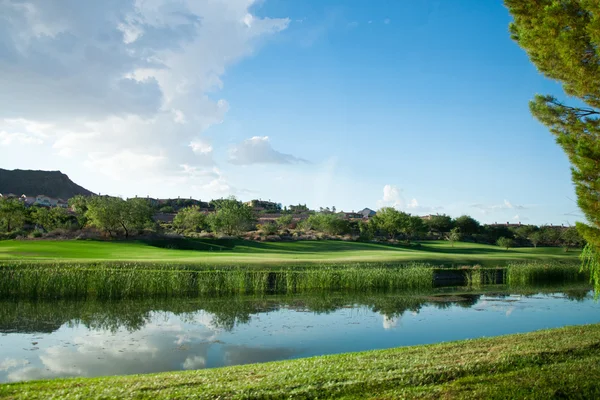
[2,323,599,399]
[0,239,579,265]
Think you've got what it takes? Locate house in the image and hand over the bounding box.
[340,211,364,220]
[20,194,36,206]
[245,199,282,212]
[359,208,376,218]
[34,195,59,207]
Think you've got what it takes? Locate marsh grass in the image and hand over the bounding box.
[0,262,435,300]
[506,261,588,286]
[0,260,589,300]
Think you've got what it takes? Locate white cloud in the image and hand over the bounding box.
[471,199,528,214]
[229,136,308,165]
[0,0,289,191]
[376,185,442,213]
[0,358,29,372]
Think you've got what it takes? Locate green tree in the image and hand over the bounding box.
[497,237,514,250]
[370,208,410,240]
[68,195,89,228]
[358,220,375,241]
[208,197,256,236]
[305,213,350,235]
[506,0,600,286]
[0,198,26,232]
[453,215,480,236]
[561,226,585,251]
[86,197,122,237]
[86,197,153,238]
[424,214,454,234]
[276,215,293,229]
[406,215,427,240]
[173,206,207,233]
[31,207,72,231]
[528,231,544,248]
[446,227,461,247]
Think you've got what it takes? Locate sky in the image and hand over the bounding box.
[0,0,582,226]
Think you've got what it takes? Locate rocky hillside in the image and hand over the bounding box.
[0,169,95,199]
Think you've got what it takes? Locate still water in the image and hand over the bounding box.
[0,286,598,383]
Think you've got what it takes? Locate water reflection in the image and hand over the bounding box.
[0,284,596,383]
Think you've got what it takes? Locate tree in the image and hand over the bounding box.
[562,226,585,251]
[173,206,207,233]
[506,0,600,286]
[68,195,89,228]
[86,197,122,237]
[446,227,461,247]
[424,214,454,234]
[276,215,293,229]
[528,231,544,248]
[86,196,153,238]
[406,215,427,240]
[0,198,26,232]
[497,237,514,250]
[370,208,410,240]
[453,215,480,236]
[208,197,256,236]
[31,206,72,231]
[305,213,350,235]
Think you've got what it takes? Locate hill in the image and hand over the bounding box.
[0,169,94,199]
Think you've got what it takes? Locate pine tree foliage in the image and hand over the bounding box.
[506,0,600,289]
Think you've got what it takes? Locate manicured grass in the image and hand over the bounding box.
[2,323,599,399]
[0,239,580,265]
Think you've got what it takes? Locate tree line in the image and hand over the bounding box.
[0,196,584,250]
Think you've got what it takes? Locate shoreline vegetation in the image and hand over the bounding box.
[0,239,587,300]
[1,323,599,399]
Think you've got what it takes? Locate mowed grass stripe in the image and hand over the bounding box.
[1,324,599,399]
[0,239,581,265]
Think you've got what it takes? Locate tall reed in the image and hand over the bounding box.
[0,263,434,300]
[506,261,588,286]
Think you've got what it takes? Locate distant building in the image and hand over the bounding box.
[359,208,376,218]
[246,199,282,212]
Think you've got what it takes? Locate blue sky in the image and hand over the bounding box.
[0,0,579,225]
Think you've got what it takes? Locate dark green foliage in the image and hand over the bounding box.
[0,198,26,232]
[424,214,454,234]
[30,207,74,232]
[304,213,350,235]
[562,226,585,251]
[86,196,153,238]
[173,206,207,233]
[453,215,480,236]
[497,237,515,250]
[370,207,411,239]
[208,197,256,236]
[447,227,461,247]
[506,0,600,289]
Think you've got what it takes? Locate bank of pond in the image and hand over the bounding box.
[0,283,597,385]
[0,260,589,300]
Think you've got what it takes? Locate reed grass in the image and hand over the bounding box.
[0,262,435,300]
[0,260,589,300]
[506,261,588,286]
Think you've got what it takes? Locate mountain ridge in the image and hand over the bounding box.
[0,169,95,199]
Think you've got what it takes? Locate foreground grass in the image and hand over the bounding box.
[0,239,580,265]
[2,324,599,399]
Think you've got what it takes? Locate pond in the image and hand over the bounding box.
[0,285,598,383]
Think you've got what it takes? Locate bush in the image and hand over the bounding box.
[29,230,43,239]
[497,237,514,250]
[257,222,278,236]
